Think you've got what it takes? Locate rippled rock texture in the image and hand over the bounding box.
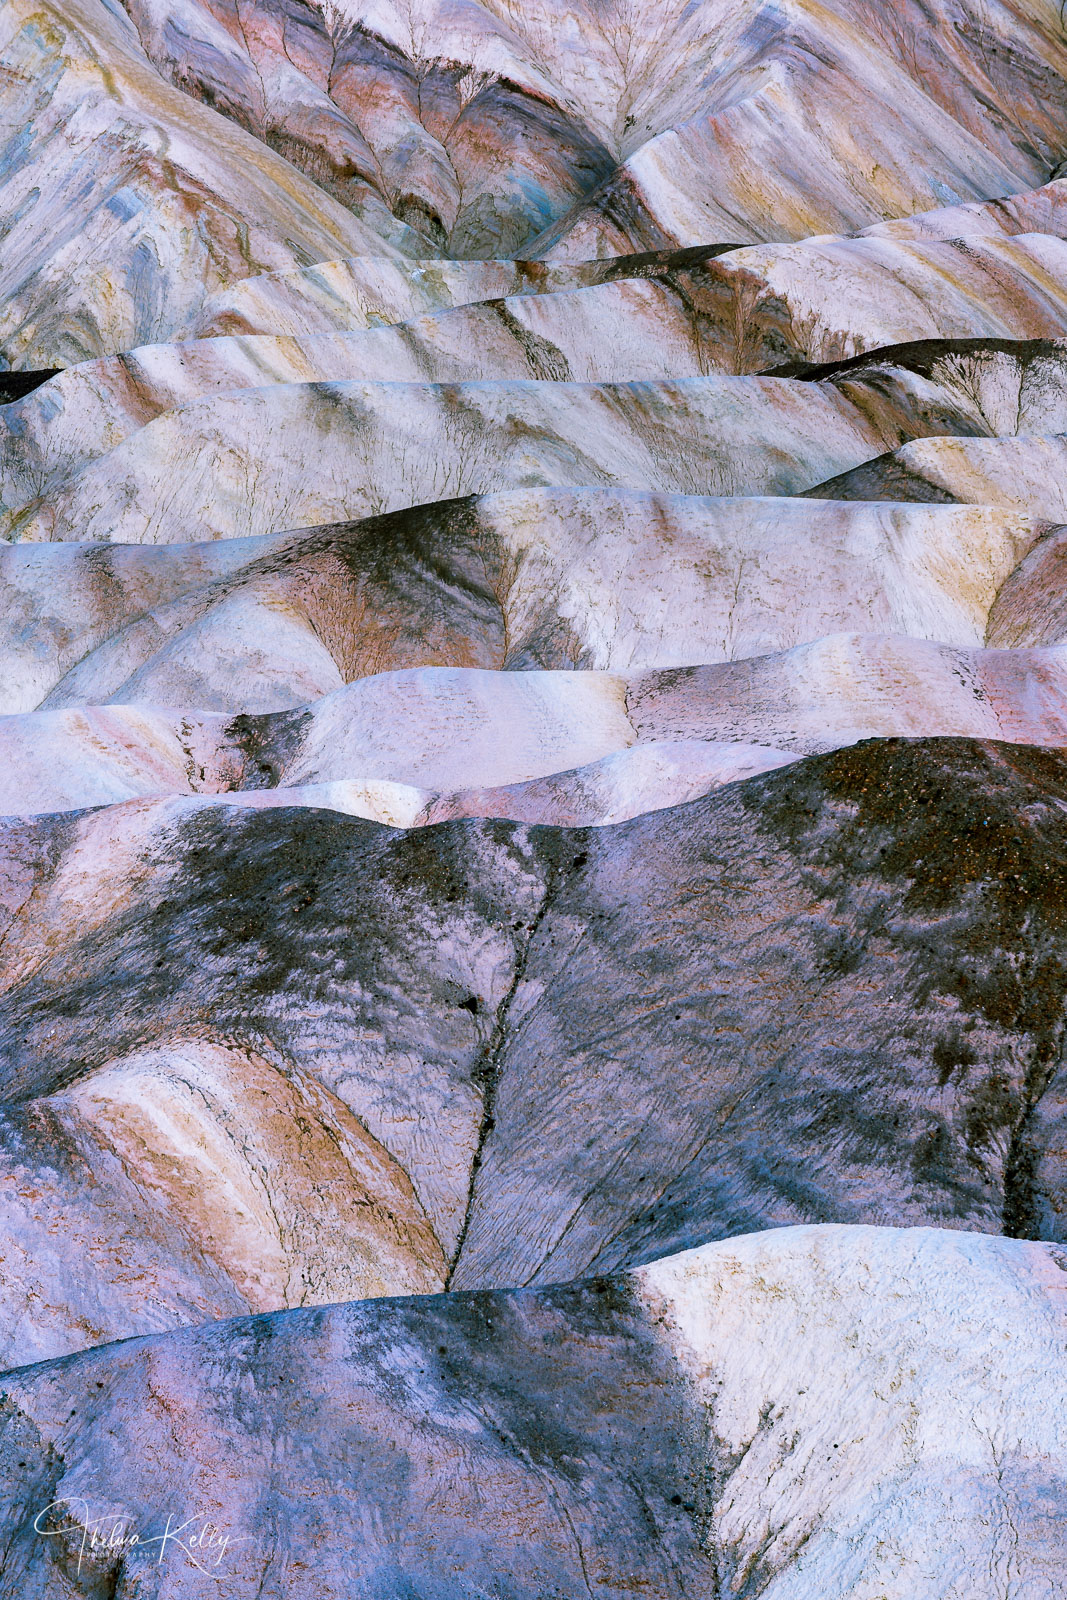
[2,1,1067,1595]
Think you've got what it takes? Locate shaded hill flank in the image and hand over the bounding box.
[0,738,1064,1364]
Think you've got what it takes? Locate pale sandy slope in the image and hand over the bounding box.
[187,177,1067,341]
[0,492,1046,709]
[3,376,900,544]
[5,271,1067,516]
[116,0,1067,259]
[0,1227,1062,1598]
[20,334,1067,547]
[532,0,1066,256]
[8,319,1067,546]
[7,0,1066,367]
[3,638,1067,816]
[812,430,1067,520]
[0,0,405,371]
[191,249,734,338]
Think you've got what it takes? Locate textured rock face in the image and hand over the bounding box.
[0,736,1066,1364]
[0,0,396,370]
[0,1227,1065,1598]
[3,0,1067,1593]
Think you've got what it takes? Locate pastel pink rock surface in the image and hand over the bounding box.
[2,1,1067,1593]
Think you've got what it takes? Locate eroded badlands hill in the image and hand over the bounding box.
[0,1228,1064,1599]
[2,0,1067,1594]
[0,736,1065,1368]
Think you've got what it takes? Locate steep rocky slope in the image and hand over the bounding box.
[1,0,1067,1593]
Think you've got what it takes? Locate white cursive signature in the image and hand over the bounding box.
[33,1499,245,1577]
